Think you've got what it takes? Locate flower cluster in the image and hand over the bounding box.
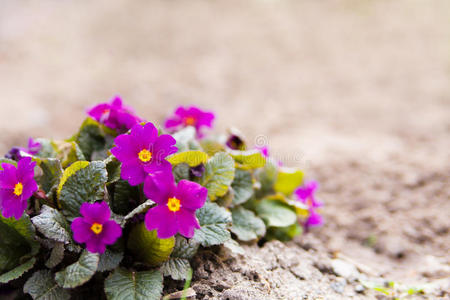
[0,98,323,300]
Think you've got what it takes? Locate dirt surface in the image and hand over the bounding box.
[1,0,449,299]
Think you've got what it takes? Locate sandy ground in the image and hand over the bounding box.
[1,0,449,298]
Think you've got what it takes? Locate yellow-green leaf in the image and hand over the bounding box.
[167,151,209,167]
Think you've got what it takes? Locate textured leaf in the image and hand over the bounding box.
[45,242,65,268]
[167,150,208,167]
[0,214,39,272]
[199,139,226,156]
[172,236,199,259]
[194,202,232,246]
[110,180,139,215]
[255,159,278,197]
[0,257,36,283]
[104,268,163,300]
[172,163,190,183]
[255,199,297,227]
[172,127,197,152]
[199,152,235,201]
[35,158,63,194]
[127,223,175,266]
[35,138,58,158]
[24,270,70,300]
[266,223,303,242]
[229,149,266,169]
[161,258,191,280]
[57,161,108,220]
[70,117,115,160]
[52,140,86,168]
[273,167,304,196]
[105,155,121,184]
[98,249,124,272]
[231,169,254,205]
[223,239,245,255]
[230,207,266,241]
[55,250,99,288]
[32,205,71,244]
[122,200,155,226]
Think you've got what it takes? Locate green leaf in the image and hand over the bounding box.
[231,169,254,205]
[0,257,36,283]
[0,214,39,273]
[172,127,197,152]
[104,268,163,300]
[55,250,99,288]
[127,223,175,266]
[98,249,124,272]
[52,140,86,168]
[172,164,190,183]
[70,117,115,160]
[105,155,121,184]
[194,202,232,246]
[199,139,225,156]
[223,239,245,255]
[110,180,139,215]
[35,138,58,158]
[35,158,63,195]
[45,242,65,269]
[273,167,304,196]
[32,205,72,244]
[167,150,208,167]
[57,161,108,220]
[255,199,297,227]
[161,258,191,281]
[255,159,278,197]
[122,200,155,226]
[266,223,303,242]
[229,149,266,169]
[24,270,70,300]
[199,152,235,201]
[172,236,199,259]
[230,207,266,241]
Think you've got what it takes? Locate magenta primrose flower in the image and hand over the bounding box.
[295,180,323,227]
[144,176,207,239]
[164,106,215,137]
[111,122,177,186]
[0,157,38,219]
[87,96,142,132]
[71,202,122,254]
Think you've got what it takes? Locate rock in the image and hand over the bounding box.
[331,259,360,279]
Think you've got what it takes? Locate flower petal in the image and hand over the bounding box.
[151,134,177,161]
[145,205,178,239]
[80,202,111,224]
[85,237,106,254]
[71,218,95,243]
[175,180,207,210]
[100,220,122,245]
[120,161,147,186]
[176,208,200,239]
[143,173,175,205]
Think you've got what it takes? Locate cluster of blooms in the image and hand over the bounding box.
[0,95,323,258]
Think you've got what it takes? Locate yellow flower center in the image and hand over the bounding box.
[138,149,152,162]
[184,116,196,126]
[90,223,103,235]
[306,198,313,207]
[13,182,23,196]
[167,197,181,212]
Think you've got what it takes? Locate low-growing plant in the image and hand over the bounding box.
[0,96,323,299]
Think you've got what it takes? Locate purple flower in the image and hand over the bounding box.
[295,180,323,228]
[71,202,122,254]
[0,157,38,219]
[144,177,207,239]
[164,106,215,137]
[5,138,41,161]
[87,96,142,132]
[111,123,177,186]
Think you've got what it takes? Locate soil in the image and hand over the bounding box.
[0,0,449,299]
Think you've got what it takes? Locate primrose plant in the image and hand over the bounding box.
[0,96,323,299]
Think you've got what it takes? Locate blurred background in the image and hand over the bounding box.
[1,0,449,283]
